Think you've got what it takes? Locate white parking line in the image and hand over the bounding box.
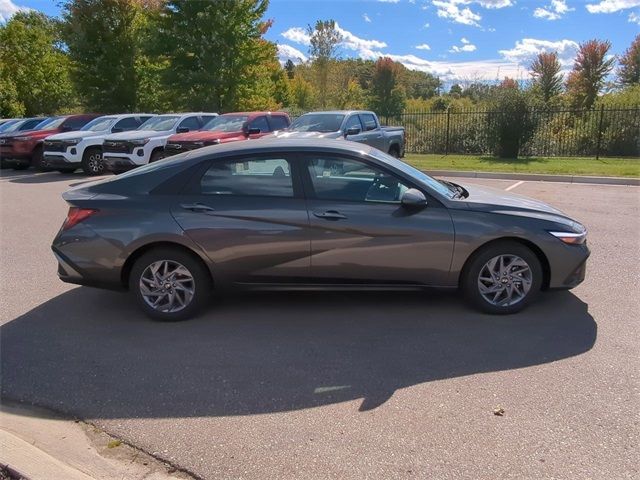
[505,180,525,191]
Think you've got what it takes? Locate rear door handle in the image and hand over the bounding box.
[313,210,347,220]
[181,203,215,213]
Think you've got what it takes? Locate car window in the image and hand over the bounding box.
[306,157,409,203]
[114,117,141,131]
[81,116,116,131]
[200,157,293,197]
[289,113,345,132]
[64,116,93,130]
[178,116,201,131]
[344,115,363,132]
[268,115,289,131]
[248,116,269,133]
[201,115,218,125]
[359,114,377,131]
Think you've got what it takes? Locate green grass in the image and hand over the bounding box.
[404,154,640,178]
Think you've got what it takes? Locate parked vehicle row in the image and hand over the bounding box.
[0,110,406,176]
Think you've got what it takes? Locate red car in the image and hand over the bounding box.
[162,112,290,158]
[2,114,101,170]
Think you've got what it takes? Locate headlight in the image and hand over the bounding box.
[549,231,587,245]
[15,136,32,141]
[130,138,150,146]
[65,139,81,145]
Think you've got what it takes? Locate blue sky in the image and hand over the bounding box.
[2,0,638,83]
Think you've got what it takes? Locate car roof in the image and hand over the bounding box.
[301,110,374,116]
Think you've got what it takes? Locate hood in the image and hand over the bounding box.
[46,130,109,141]
[105,129,171,141]
[459,182,575,223]
[167,130,243,142]
[269,130,343,140]
[6,128,61,139]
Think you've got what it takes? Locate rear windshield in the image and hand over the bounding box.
[289,113,345,133]
[81,116,116,131]
[138,116,180,132]
[203,115,249,132]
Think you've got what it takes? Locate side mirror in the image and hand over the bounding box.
[247,127,261,135]
[111,127,123,133]
[176,127,189,134]
[401,188,427,208]
[345,126,361,137]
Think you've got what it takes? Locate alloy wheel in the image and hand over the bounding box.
[139,260,195,313]
[477,254,532,307]
[88,152,104,173]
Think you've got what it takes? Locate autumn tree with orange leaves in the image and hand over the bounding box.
[566,39,615,108]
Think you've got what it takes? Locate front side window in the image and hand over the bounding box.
[359,114,377,131]
[200,157,293,197]
[248,116,269,132]
[268,115,289,131]
[306,157,409,203]
[113,117,142,131]
[344,115,363,132]
[178,116,201,131]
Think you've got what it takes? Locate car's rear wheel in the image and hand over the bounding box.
[130,248,211,321]
[31,145,46,170]
[462,241,542,314]
[81,148,104,175]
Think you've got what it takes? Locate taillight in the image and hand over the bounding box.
[62,207,98,231]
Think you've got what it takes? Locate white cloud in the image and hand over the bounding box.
[499,38,579,71]
[630,11,640,22]
[378,0,401,3]
[450,38,478,53]
[0,0,29,23]
[277,44,308,65]
[431,0,514,26]
[534,0,574,20]
[363,13,372,23]
[586,0,640,13]
[424,22,431,27]
[281,27,310,46]
[415,43,431,50]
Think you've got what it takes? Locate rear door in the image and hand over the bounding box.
[170,154,312,286]
[300,153,455,286]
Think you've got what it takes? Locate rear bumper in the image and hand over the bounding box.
[52,244,125,291]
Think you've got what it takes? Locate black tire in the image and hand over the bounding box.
[461,241,542,315]
[149,150,164,163]
[12,162,29,170]
[81,147,105,175]
[31,145,46,170]
[388,146,400,158]
[129,247,211,321]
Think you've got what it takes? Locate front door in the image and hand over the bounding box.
[301,154,455,286]
[171,154,311,286]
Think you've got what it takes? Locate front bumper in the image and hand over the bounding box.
[103,156,137,173]
[43,148,82,166]
[548,243,590,290]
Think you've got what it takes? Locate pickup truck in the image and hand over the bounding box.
[271,110,405,157]
[101,112,217,173]
[43,114,154,175]
[2,114,102,170]
[163,111,290,158]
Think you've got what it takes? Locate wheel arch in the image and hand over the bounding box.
[458,237,551,290]
[121,241,214,290]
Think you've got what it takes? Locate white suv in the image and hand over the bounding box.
[43,114,154,175]
[102,113,217,173]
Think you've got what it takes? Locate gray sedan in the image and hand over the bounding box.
[52,139,589,321]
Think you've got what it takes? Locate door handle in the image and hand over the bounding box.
[180,203,215,213]
[313,210,347,220]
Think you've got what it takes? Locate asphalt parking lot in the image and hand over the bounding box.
[1,169,638,480]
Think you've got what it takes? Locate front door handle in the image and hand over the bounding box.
[313,210,347,220]
[181,203,215,213]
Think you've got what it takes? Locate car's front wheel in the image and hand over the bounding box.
[130,248,211,321]
[81,148,104,175]
[462,241,542,314]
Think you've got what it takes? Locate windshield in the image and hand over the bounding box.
[81,116,116,131]
[203,115,249,132]
[138,116,180,132]
[0,120,21,133]
[368,149,456,199]
[36,117,66,130]
[289,113,345,133]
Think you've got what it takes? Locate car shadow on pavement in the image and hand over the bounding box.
[1,287,596,419]
[2,170,80,184]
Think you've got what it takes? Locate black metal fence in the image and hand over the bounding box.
[382,106,640,158]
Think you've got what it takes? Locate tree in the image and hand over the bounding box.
[566,39,615,108]
[487,83,534,158]
[288,75,317,110]
[156,0,275,112]
[530,51,563,102]
[0,11,74,115]
[617,34,640,87]
[307,20,342,107]
[449,84,463,97]
[368,57,406,119]
[284,59,296,79]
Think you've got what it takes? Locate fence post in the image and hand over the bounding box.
[595,104,605,160]
[445,107,451,156]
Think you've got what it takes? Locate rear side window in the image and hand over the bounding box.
[359,114,377,131]
[178,116,201,131]
[113,117,141,131]
[248,116,269,133]
[200,157,292,197]
[268,115,289,131]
